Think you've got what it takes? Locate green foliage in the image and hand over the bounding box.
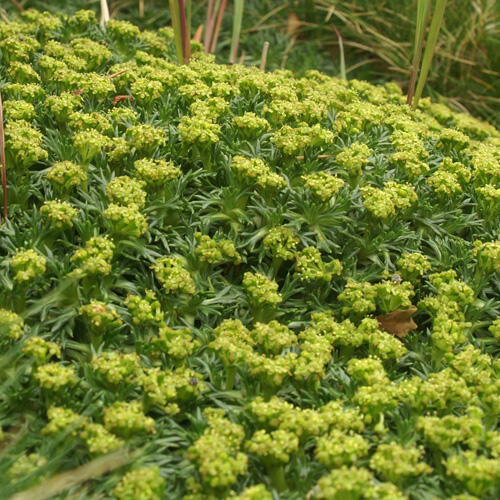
[0,10,500,500]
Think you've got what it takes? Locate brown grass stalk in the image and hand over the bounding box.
[10,450,132,500]
[210,0,227,53]
[0,91,7,222]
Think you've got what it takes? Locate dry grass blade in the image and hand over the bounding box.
[100,0,110,28]
[0,91,7,222]
[260,41,270,71]
[9,449,132,500]
[9,0,24,13]
[193,24,204,43]
[139,0,144,18]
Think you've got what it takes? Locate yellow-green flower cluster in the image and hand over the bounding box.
[151,256,195,294]
[152,325,199,360]
[1,34,40,64]
[137,366,206,415]
[233,112,270,137]
[339,278,414,316]
[370,442,432,483]
[470,143,500,183]
[0,309,25,340]
[126,124,167,152]
[251,321,297,354]
[80,422,124,455]
[35,363,77,391]
[73,129,110,163]
[10,248,46,283]
[40,200,78,229]
[315,466,374,500]
[390,130,430,179]
[489,318,500,342]
[133,158,181,187]
[271,123,335,155]
[3,99,35,121]
[361,181,417,218]
[445,451,500,497]
[125,290,163,326]
[417,406,484,450]
[243,272,282,306]
[178,115,220,145]
[3,82,44,102]
[46,161,87,192]
[336,142,371,176]
[194,232,241,265]
[438,128,470,151]
[69,236,115,278]
[67,9,97,30]
[419,270,474,320]
[69,37,111,71]
[103,400,155,437]
[7,453,47,479]
[91,351,141,385]
[294,247,342,282]
[79,300,123,330]
[302,171,344,201]
[231,156,286,191]
[5,119,48,168]
[246,428,299,465]
[397,252,431,281]
[8,62,40,83]
[190,97,230,122]
[315,428,370,468]
[113,467,165,500]
[187,408,248,489]
[23,337,61,365]
[42,406,88,437]
[45,92,82,122]
[104,204,148,238]
[473,240,500,274]
[68,111,112,135]
[131,78,164,105]
[263,226,299,261]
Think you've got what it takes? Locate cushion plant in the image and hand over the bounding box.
[1,8,500,500]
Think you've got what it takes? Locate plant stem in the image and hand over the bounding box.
[268,464,287,492]
[225,365,236,390]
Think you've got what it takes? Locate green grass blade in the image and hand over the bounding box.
[332,24,346,80]
[413,0,447,107]
[407,0,431,104]
[229,0,244,64]
[169,0,184,64]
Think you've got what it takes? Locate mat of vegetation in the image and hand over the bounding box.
[4,0,499,129]
[1,9,500,500]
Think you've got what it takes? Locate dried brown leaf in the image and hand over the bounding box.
[377,306,417,338]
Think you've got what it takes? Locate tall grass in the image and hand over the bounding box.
[229,0,244,63]
[412,0,448,107]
